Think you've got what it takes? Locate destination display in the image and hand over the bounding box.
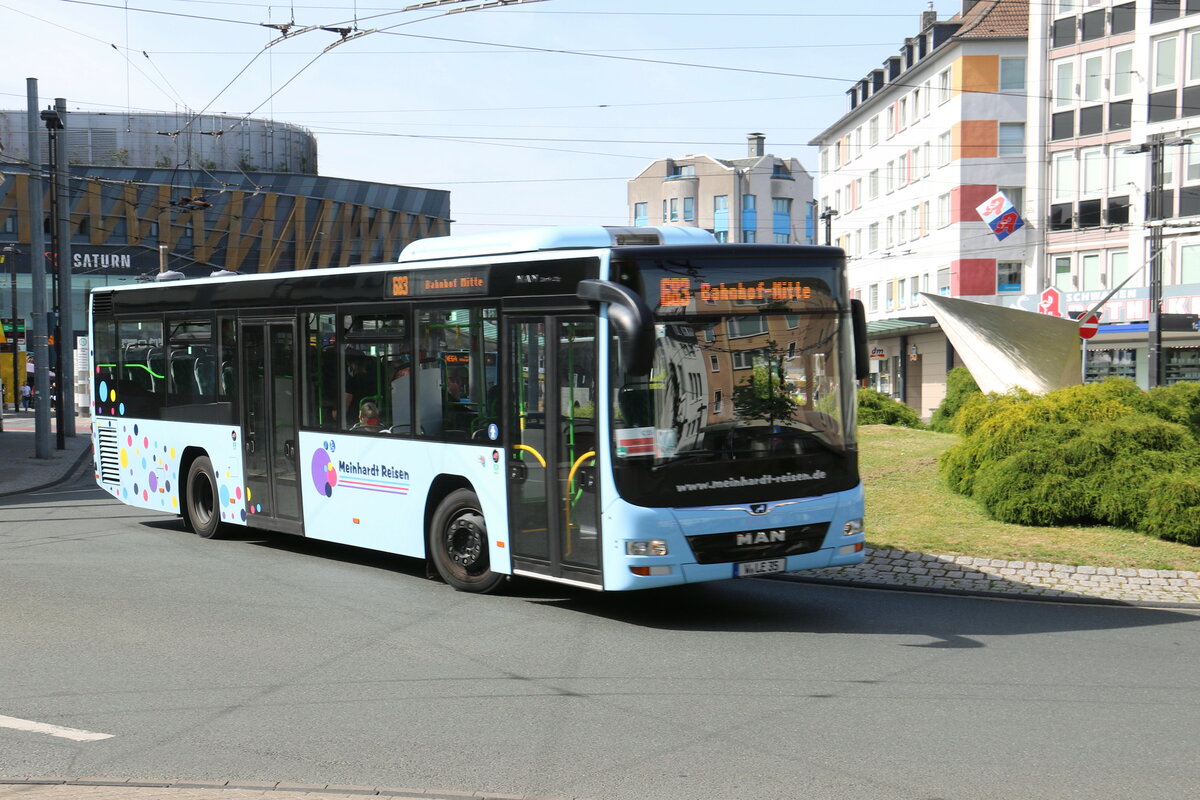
[659,278,818,307]
[387,266,489,298]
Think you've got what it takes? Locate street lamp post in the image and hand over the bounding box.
[1127,134,1192,387]
[40,106,65,450]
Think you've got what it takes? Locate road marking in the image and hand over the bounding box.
[0,714,114,741]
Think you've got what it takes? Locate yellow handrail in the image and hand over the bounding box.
[514,444,546,468]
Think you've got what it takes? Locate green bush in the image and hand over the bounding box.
[857,388,925,428]
[929,367,981,432]
[938,379,1200,545]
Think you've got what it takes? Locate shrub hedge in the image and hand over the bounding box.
[937,378,1200,545]
[929,367,980,432]
[857,388,925,428]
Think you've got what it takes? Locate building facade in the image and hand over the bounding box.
[627,133,815,244]
[810,0,1030,417]
[1024,0,1200,387]
[0,112,450,408]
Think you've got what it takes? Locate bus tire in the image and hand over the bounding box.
[185,456,222,539]
[428,489,504,593]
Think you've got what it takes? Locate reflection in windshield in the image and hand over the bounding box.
[613,310,848,465]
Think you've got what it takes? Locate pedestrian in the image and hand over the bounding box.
[20,382,31,411]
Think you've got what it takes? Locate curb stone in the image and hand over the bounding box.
[777,547,1200,608]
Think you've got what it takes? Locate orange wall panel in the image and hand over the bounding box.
[952,55,999,95]
[951,120,998,160]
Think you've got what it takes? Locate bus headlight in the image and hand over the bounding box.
[626,540,669,556]
[842,518,864,536]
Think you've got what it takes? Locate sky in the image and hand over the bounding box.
[0,0,961,235]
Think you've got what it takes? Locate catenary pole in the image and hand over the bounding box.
[27,79,50,458]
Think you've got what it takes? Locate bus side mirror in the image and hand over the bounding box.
[577,279,654,375]
[851,299,869,381]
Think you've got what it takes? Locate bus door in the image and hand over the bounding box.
[240,319,303,535]
[507,316,602,588]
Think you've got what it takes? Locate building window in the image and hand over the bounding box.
[999,187,1024,218]
[1053,152,1077,201]
[669,198,679,221]
[1110,5,1134,34]
[1081,9,1105,41]
[633,202,647,225]
[1112,48,1134,98]
[683,196,695,221]
[1000,58,1026,91]
[869,283,879,312]
[938,193,951,228]
[1054,60,1076,107]
[1155,35,1179,90]
[1111,250,1132,287]
[937,68,951,104]
[937,268,950,296]
[1084,54,1104,103]
[897,278,907,308]
[1152,0,1181,24]
[1082,148,1105,196]
[869,115,879,146]
[1052,16,1076,48]
[1081,252,1103,290]
[714,195,728,213]
[709,354,720,372]
[997,261,1022,293]
[998,123,1024,156]
[868,223,879,251]
[713,390,723,413]
[662,200,668,222]
[774,233,790,244]
[1054,255,1074,290]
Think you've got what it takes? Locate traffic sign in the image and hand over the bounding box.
[1079,313,1100,340]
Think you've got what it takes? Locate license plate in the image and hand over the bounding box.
[734,558,786,577]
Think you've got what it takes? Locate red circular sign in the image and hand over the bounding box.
[1079,314,1100,340]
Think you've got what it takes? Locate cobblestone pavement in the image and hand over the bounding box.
[789,547,1200,607]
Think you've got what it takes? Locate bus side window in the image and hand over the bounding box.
[218,316,238,400]
[117,318,165,419]
[303,313,337,430]
[341,312,409,434]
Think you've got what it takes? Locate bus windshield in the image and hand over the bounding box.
[609,251,859,508]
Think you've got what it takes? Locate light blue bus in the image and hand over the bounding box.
[89,226,867,592]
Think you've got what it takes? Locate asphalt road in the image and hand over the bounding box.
[2,470,1199,800]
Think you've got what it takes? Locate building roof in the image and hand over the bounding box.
[950,0,1028,39]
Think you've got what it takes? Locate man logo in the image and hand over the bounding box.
[736,530,786,546]
[749,503,768,515]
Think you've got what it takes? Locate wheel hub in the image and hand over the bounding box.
[447,513,484,569]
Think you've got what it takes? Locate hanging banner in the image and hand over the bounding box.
[976,191,1024,241]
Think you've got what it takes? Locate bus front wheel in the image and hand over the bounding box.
[185,456,222,539]
[429,489,504,593]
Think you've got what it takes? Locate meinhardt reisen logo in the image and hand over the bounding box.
[675,471,826,492]
[309,441,411,498]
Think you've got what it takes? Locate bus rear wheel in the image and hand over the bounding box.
[185,456,222,539]
[429,489,504,593]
